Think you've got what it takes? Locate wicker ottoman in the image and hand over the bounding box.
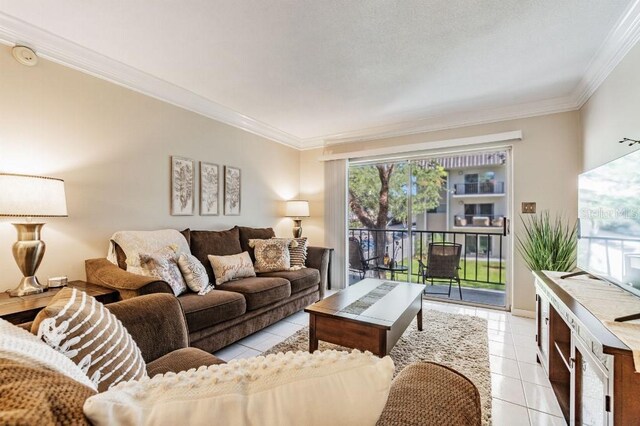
[377,362,482,426]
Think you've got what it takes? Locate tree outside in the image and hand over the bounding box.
[348,160,447,261]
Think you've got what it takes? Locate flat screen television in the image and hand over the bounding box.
[577,148,640,304]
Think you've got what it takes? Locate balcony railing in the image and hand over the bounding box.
[348,228,506,286]
[454,181,504,195]
[454,215,504,228]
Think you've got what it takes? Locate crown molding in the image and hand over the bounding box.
[0,12,303,150]
[572,0,640,107]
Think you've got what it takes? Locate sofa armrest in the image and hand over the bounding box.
[106,294,189,364]
[306,246,331,299]
[85,258,173,299]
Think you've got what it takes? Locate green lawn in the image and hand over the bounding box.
[388,258,506,291]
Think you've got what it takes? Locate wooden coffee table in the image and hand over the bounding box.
[305,279,426,357]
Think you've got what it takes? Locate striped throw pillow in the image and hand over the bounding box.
[289,237,308,269]
[272,237,308,270]
[32,288,148,392]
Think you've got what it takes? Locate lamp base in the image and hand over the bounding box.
[292,219,303,238]
[8,223,46,298]
[8,275,44,297]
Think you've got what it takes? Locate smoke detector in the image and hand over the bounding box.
[12,45,38,66]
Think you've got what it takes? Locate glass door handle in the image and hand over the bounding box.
[503,217,509,236]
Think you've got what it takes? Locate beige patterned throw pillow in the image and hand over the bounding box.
[208,252,256,285]
[32,288,148,392]
[250,239,293,273]
[139,246,187,296]
[177,253,212,294]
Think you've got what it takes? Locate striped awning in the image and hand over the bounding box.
[430,151,507,169]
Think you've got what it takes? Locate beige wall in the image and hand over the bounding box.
[0,44,300,292]
[581,40,640,171]
[299,148,325,246]
[312,111,582,312]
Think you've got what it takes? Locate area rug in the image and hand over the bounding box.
[263,310,492,425]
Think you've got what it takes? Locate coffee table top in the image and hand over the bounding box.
[305,279,425,329]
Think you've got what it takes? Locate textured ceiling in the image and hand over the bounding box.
[0,0,633,142]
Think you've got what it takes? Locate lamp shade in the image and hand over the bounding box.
[285,200,309,217]
[0,173,68,217]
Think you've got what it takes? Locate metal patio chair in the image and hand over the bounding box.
[418,242,463,300]
[348,237,380,279]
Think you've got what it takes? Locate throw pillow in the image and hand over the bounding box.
[139,246,187,296]
[273,237,308,269]
[177,252,212,294]
[250,238,294,273]
[238,226,276,261]
[84,350,395,426]
[32,288,149,392]
[0,317,95,390]
[208,251,256,285]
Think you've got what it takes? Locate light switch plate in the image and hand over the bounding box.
[522,202,536,214]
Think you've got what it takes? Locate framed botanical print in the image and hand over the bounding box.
[224,165,241,216]
[170,156,195,216]
[200,162,219,216]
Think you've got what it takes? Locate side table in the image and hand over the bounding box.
[0,280,119,325]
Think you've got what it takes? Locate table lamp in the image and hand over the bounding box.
[285,200,309,238]
[0,173,68,296]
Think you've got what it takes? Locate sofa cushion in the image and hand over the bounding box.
[258,268,320,294]
[238,226,275,261]
[190,227,242,282]
[179,290,246,332]
[180,228,191,246]
[146,348,225,377]
[218,277,291,311]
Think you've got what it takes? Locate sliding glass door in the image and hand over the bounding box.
[347,150,510,308]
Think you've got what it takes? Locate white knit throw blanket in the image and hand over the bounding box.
[0,318,96,390]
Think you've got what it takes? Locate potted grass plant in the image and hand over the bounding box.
[517,211,577,271]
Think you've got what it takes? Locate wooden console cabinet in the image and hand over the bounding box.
[534,271,640,425]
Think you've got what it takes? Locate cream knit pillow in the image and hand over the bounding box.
[84,350,394,426]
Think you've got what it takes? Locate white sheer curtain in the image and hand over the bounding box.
[324,159,348,289]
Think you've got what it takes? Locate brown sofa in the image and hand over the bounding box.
[85,226,331,353]
[1,294,481,425]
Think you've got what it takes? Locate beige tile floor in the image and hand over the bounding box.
[213,297,565,426]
